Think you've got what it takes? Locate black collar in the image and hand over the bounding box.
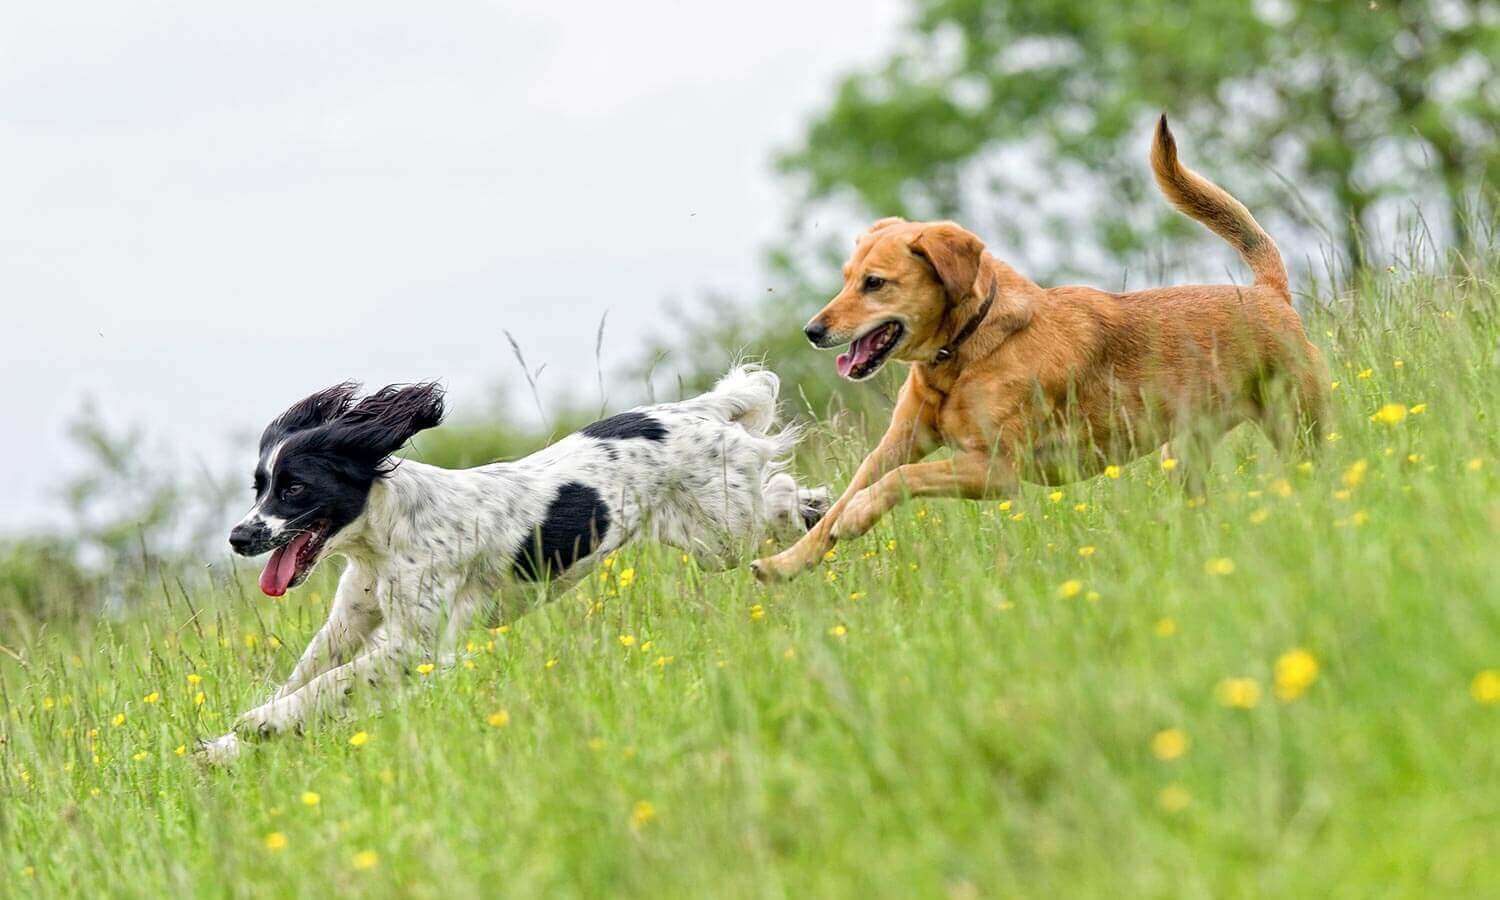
[932,279,996,363]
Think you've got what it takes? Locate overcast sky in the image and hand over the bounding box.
[0,0,905,530]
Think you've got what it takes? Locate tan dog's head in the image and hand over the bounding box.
[803,218,991,380]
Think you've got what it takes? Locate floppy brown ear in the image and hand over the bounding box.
[910,223,983,303]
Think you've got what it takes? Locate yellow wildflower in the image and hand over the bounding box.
[132,751,148,761]
[1342,459,1368,488]
[828,624,847,638]
[631,800,656,828]
[1357,368,1373,379]
[998,500,1012,511]
[1078,546,1096,557]
[264,832,288,851]
[618,634,636,647]
[194,692,206,707]
[42,696,54,711]
[1057,579,1084,599]
[174,744,187,756]
[749,604,765,621]
[545,658,559,669]
[1249,508,1271,524]
[1467,458,1484,471]
[1370,404,1407,426]
[351,850,379,871]
[1150,728,1188,760]
[1154,617,1177,637]
[1204,557,1235,576]
[1048,490,1064,503]
[616,568,636,589]
[1215,677,1262,708]
[186,673,202,686]
[1274,648,1319,701]
[1157,784,1192,812]
[1296,461,1314,474]
[1074,502,1088,512]
[1104,465,1122,479]
[301,791,320,807]
[1471,670,1500,704]
[1269,479,1293,497]
[848,591,865,601]
[415,663,435,675]
[487,710,511,728]
[1161,457,1178,472]
[1409,403,1426,415]
[111,713,125,727]
[348,731,369,748]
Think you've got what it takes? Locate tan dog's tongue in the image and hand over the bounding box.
[837,330,881,377]
[259,531,312,597]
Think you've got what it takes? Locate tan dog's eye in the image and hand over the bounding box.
[862,274,886,292]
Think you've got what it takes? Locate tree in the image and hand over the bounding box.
[779,0,1498,277]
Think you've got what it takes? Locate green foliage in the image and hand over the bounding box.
[780,0,1498,273]
[0,538,97,635]
[2,252,1497,896]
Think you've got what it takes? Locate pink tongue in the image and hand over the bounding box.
[836,330,882,377]
[259,531,313,597]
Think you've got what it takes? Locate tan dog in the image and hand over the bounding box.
[751,116,1325,582]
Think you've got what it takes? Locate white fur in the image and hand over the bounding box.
[199,366,827,762]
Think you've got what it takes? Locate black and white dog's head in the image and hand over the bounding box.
[229,382,445,596]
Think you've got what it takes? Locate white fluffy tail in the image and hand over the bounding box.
[705,364,780,435]
[703,363,802,467]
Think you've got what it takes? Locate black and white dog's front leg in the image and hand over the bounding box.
[271,563,381,700]
[231,627,415,740]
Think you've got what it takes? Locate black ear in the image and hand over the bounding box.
[261,381,360,452]
[325,382,446,468]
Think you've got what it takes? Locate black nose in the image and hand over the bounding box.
[229,522,267,555]
[804,320,828,346]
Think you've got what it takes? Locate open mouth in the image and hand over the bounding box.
[836,320,905,380]
[258,520,329,597]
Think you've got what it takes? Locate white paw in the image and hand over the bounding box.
[194,733,243,765]
[234,700,294,739]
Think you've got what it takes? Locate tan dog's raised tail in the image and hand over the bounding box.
[752,116,1325,582]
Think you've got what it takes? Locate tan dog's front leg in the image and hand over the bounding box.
[751,383,936,582]
[833,452,1016,539]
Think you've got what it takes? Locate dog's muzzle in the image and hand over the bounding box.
[229,520,274,555]
[804,319,834,348]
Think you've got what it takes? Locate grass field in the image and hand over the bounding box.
[3,256,1498,898]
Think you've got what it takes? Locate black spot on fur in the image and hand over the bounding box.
[512,482,612,581]
[580,411,667,442]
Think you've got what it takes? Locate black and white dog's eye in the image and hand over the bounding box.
[862,274,886,292]
[281,483,305,501]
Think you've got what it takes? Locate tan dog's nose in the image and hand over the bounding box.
[803,319,831,347]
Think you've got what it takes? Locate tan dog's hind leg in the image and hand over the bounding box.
[833,452,1017,539]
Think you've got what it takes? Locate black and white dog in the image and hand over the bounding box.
[199,366,827,762]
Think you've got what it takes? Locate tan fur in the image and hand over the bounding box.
[752,117,1326,581]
